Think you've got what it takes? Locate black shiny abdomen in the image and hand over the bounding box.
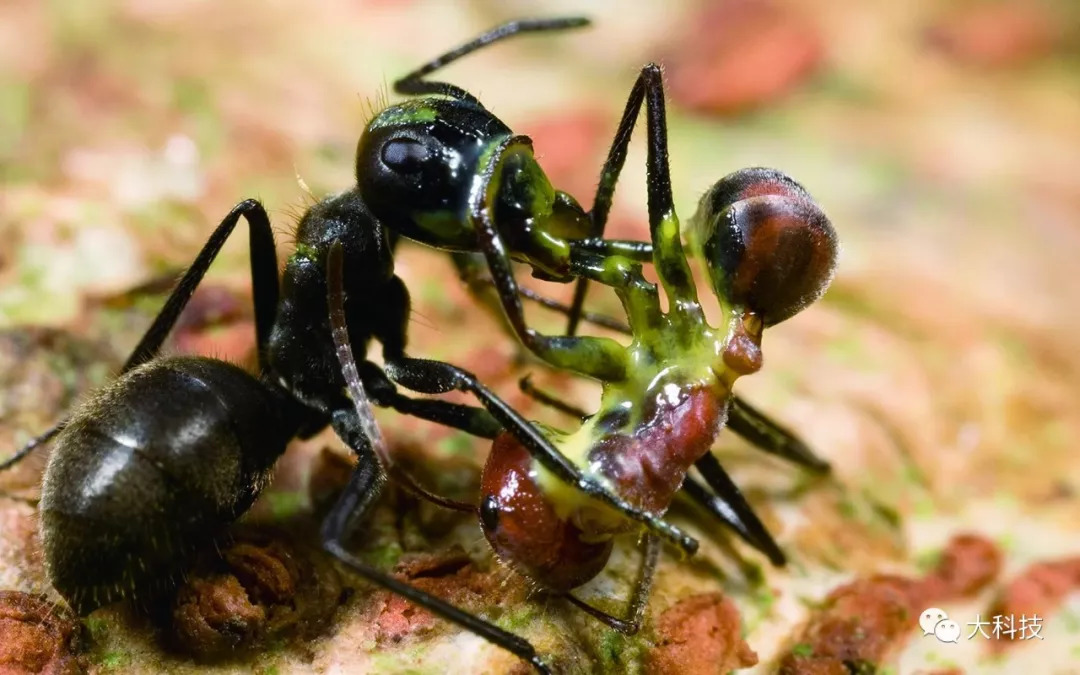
[39,357,296,613]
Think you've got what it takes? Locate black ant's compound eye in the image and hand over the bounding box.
[380,137,432,174]
[692,168,838,326]
[479,495,500,532]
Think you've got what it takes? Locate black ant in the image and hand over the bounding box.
[1,16,836,672]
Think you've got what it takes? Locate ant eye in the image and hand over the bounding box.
[694,168,838,326]
[479,495,500,532]
[381,138,431,174]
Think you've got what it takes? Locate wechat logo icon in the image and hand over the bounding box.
[919,607,960,643]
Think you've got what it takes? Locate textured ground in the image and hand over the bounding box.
[1,0,1079,673]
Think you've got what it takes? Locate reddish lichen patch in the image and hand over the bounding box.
[778,575,919,674]
[371,549,527,645]
[664,0,823,115]
[926,1,1061,68]
[0,591,84,675]
[645,593,757,675]
[172,574,266,657]
[778,534,1001,673]
[919,533,1002,600]
[985,557,1080,652]
[170,531,342,659]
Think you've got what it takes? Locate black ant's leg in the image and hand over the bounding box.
[516,373,792,563]
[692,453,785,566]
[125,199,279,373]
[635,64,703,318]
[326,245,504,440]
[329,406,474,513]
[509,285,831,473]
[564,534,659,634]
[468,138,674,382]
[382,357,699,558]
[394,17,589,103]
[326,240,475,512]
[518,375,589,420]
[564,59,656,335]
[728,397,830,473]
[0,199,279,473]
[466,64,702,372]
[568,64,706,332]
[0,428,62,472]
[461,266,632,334]
[572,238,653,261]
[360,361,502,440]
[320,444,551,674]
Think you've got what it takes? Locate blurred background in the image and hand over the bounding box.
[1,0,1079,673]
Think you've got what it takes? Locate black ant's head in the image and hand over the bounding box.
[688,168,838,327]
[355,98,587,262]
[355,98,513,250]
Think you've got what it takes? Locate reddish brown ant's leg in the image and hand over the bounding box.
[564,534,660,634]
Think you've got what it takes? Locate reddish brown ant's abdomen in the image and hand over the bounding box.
[479,433,613,592]
[588,385,724,515]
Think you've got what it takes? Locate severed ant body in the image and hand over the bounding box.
[0,15,837,673]
[470,163,837,633]
[382,66,839,655]
[335,17,838,669]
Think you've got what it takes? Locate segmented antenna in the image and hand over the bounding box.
[326,241,392,468]
[325,241,473,512]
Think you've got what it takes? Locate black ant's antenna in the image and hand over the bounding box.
[394,17,589,102]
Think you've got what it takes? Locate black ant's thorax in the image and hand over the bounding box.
[267,191,406,413]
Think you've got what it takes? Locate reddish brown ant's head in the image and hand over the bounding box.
[688,167,839,327]
[478,432,613,592]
